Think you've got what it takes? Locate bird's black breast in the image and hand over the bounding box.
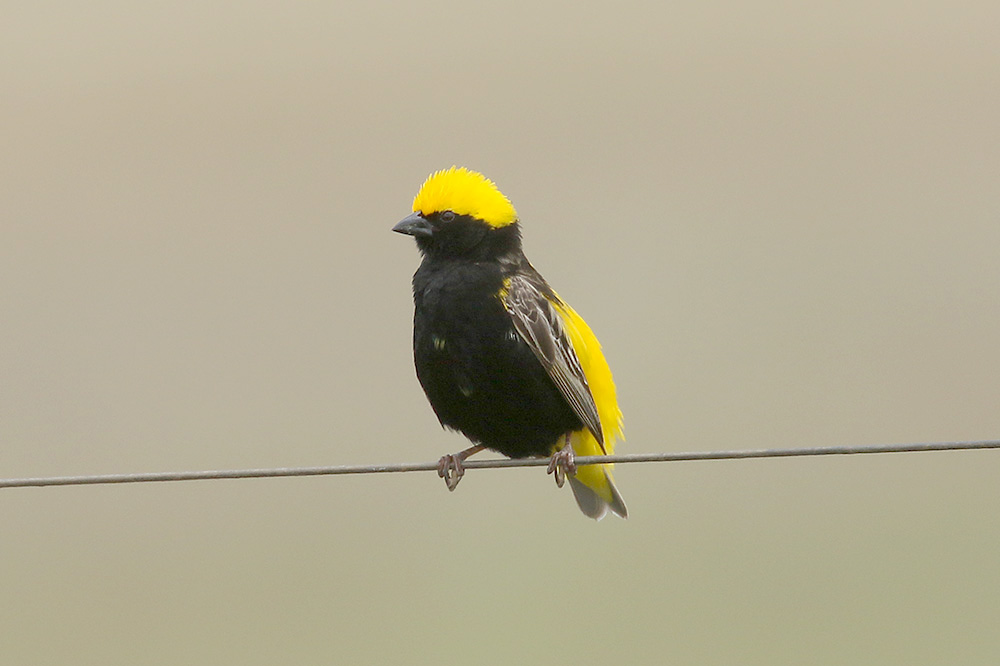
[411,260,581,458]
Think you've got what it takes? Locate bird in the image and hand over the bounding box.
[393,166,627,519]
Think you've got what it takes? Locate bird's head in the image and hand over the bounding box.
[393,167,521,259]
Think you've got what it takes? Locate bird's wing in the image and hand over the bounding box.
[501,274,605,451]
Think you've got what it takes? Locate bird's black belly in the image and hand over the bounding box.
[412,263,581,458]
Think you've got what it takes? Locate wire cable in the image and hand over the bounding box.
[1,439,997,489]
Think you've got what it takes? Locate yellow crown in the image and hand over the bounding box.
[412,167,518,228]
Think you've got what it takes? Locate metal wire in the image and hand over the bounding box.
[1,439,997,489]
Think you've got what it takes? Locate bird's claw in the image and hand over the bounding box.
[435,445,484,492]
[547,440,576,488]
[438,454,465,491]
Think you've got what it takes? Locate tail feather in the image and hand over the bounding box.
[568,468,628,520]
[605,472,629,519]
[568,475,609,520]
[563,429,628,520]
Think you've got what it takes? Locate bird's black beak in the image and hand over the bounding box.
[392,212,433,238]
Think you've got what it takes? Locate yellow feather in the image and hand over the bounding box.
[551,299,625,511]
[412,166,518,228]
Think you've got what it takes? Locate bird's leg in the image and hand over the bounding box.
[546,433,577,488]
[437,445,485,491]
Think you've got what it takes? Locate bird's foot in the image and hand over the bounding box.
[546,435,576,488]
[437,445,485,491]
[437,454,465,491]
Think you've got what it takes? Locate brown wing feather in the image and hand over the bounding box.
[502,274,605,450]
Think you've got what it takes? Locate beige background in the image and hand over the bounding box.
[3,1,999,664]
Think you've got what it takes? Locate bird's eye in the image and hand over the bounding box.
[440,211,456,223]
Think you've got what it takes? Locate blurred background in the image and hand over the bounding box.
[2,1,999,663]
